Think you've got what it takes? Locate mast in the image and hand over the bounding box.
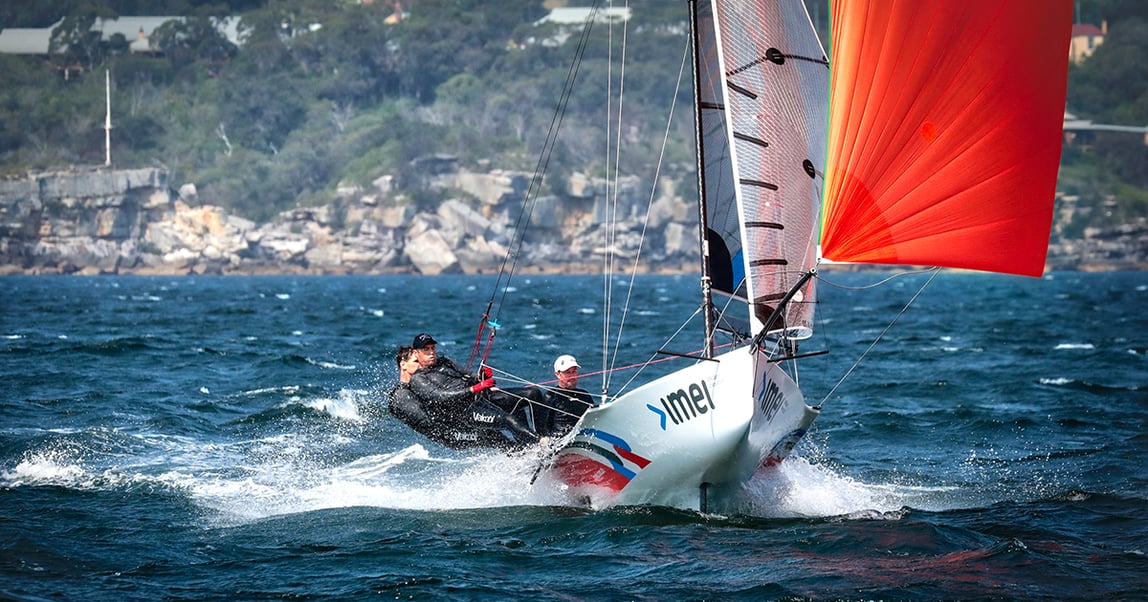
[689,0,716,358]
[104,70,111,167]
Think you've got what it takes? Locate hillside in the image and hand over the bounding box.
[1,0,1147,272]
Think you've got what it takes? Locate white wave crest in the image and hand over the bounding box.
[2,452,86,487]
[301,388,367,421]
[1055,343,1095,350]
[306,357,357,370]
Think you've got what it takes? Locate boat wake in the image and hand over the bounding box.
[0,384,1036,525]
[712,456,971,519]
[2,426,994,526]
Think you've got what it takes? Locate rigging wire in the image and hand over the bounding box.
[601,0,620,398]
[468,0,602,369]
[613,303,703,395]
[816,267,942,405]
[604,3,692,396]
[816,266,942,291]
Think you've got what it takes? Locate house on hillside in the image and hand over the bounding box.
[1064,111,1148,147]
[1069,22,1106,65]
[0,16,242,56]
[527,6,632,47]
[536,6,632,26]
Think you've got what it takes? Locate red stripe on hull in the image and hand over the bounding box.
[614,446,651,469]
[551,454,630,493]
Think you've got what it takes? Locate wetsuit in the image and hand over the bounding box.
[388,381,434,434]
[406,355,542,450]
[539,386,595,437]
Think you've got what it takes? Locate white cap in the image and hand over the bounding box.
[554,354,580,373]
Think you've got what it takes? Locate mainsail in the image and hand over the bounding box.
[821,0,1073,277]
[702,0,828,340]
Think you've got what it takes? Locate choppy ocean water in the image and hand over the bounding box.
[1,271,1145,601]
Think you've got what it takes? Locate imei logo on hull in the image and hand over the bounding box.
[757,378,785,423]
[647,381,715,429]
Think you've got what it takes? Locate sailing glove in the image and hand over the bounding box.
[470,378,495,393]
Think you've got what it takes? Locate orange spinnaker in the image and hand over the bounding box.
[821,0,1073,277]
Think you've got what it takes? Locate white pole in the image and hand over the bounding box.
[104,69,111,166]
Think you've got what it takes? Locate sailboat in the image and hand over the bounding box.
[519,0,1072,510]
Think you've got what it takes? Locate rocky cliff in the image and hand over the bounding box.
[0,164,699,275]
[2,166,1146,276]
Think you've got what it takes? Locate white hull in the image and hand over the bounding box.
[539,347,819,509]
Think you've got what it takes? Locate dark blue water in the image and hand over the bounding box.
[2,272,1146,601]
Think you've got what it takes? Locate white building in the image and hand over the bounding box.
[0,16,243,55]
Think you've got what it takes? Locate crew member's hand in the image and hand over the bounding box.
[479,365,493,379]
[470,378,495,393]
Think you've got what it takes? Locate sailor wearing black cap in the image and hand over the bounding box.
[400,333,543,450]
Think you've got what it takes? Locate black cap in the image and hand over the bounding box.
[412,333,437,349]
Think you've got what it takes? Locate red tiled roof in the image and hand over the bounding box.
[1072,24,1104,37]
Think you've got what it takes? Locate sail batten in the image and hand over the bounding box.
[821,0,1073,277]
[745,222,784,230]
[733,132,769,148]
[727,82,758,99]
[740,179,779,191]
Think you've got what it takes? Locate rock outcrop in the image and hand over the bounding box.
[0,163,700,275]
[3,165,1145,276]
[1046,220,1148,271]
[0,167,171,274]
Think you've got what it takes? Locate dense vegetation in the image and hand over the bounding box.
[1,0,1146,232]
[1060,2,1148,236]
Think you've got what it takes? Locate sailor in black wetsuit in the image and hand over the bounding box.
[388,345,436,435]
[400,333,543,450]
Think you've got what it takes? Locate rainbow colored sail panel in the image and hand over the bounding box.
[821,0,1073,277]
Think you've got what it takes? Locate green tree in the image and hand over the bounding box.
[1075,0,1148,24]
[1068,17,1148,192]
[49,5,119,75]
[392,0,541,102]
[286,3,400,108]
[1069,19,1148,122]
[151,12,238,75]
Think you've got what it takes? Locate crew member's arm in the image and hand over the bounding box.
[440,356,482,386]
[409,369,487,405]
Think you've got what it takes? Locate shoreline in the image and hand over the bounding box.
[3,260,1144,277]
[3,167,1146,277]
